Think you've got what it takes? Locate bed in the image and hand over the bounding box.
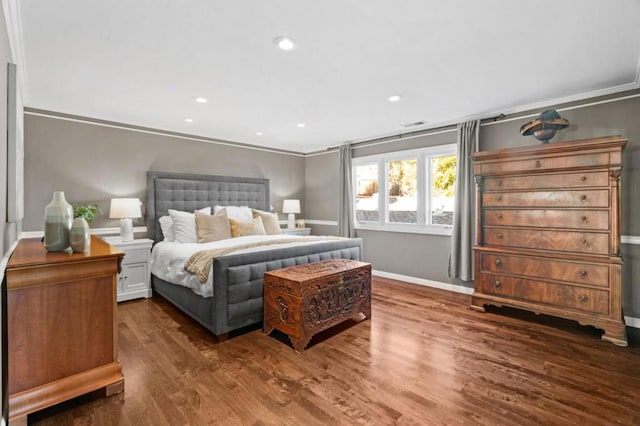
[146,171,363,339]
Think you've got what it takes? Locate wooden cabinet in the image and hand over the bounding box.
[471,136,627,346]
[6,236,125,424]
[102,237,153,302]
[264,259,371,351]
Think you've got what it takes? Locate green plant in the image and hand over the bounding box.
[73,204,101,224]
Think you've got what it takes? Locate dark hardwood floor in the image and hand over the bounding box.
[30,277,640,425]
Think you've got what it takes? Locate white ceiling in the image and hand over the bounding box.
[17,0,640,153]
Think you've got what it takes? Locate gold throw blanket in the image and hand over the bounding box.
[185,236,346,283]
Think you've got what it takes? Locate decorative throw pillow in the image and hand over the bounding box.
[229,216,267,238]
[195,209,232,243]
[167,207,212,243]
[159,215,175,241]
[213,205,253,222]
[252,209,282,235]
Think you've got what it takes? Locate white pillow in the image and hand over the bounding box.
[213,205,252,222]
[167,207,211,243]
[159,215,175,241]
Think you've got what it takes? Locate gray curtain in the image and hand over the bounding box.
[448,120,479,281]
[338,143,355,237]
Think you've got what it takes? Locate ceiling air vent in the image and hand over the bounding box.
[402,120,427,128]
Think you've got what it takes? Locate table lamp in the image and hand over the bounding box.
[282,199,300,229]
[109,198,142,242]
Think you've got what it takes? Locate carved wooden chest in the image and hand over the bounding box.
[263,258,371,351]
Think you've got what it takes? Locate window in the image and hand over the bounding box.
[353,143,457,235]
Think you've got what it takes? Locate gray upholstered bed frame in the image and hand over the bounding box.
[146,171,363,338]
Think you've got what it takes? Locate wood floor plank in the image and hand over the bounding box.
[28,277,640,425]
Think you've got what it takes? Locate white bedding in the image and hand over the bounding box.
[150,235,334,298]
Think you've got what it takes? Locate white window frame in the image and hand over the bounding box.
[352,143,457,236]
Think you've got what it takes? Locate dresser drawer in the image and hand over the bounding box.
[484,228,609,255]
[483,171,609,191]
[484,209,609,230]
[479,272,609,315]
[479,253,609,287]
[483,189,609,208]
[479,152,610,175]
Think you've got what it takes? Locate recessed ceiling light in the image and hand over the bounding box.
[388,95,402,102]
[184,118,193,123]
[256,132,263,136]
[296,123,305,128]
[195,97,207,103]
[274,36,296,51]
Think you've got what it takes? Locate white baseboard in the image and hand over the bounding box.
[372,269,474,295]
[372,269,639,329]
[624,316,640,329]
[20,226,148,239]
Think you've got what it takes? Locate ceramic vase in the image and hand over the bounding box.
[43,191,73,252]
[70,217,90,253]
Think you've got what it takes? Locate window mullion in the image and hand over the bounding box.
[417,153,426,226]
[379,159,385,226]
[426,155,432,226]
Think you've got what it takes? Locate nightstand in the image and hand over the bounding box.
[281,227,311,236]
[102,236,153,302]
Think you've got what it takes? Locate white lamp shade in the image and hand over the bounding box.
[282,199,301,214]
[109,198,142,219]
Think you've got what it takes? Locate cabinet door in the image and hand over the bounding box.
[122,263,148,293]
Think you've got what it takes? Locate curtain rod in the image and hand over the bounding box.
[326,113,505,152]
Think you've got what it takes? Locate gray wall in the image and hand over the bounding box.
[23,113,306,232]
[305,91,640,317]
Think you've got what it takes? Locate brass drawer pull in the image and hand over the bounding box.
[582,239,590,247]
[535,160,542,168]
[581,175,587,182]
[497,180,503,187]
[578,294,588,303]
[494,280,502,289]
[579,270,589,279]
[497,232,503,240]
[497,213,503,220]
[580,195,588,203]
[581,215,588,223]
[496,195,503,202]
[495,258,502,267]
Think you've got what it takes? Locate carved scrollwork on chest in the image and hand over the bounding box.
[304,276,370,327]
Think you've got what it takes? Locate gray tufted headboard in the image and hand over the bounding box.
[146,171,270,242]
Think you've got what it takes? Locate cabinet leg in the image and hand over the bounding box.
[263,323,274,335]
[105,378,125,396]
[363,306,372,319]
[601,323,628,347]
[216,333,229,343]
[289,335,312,352]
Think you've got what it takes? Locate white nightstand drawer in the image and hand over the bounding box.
[281,228,311,236]
[120,248,149,265]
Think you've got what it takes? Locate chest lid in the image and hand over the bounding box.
[264,258,370,284]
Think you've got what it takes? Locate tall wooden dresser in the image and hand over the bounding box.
[471,136,627,346]
[6,236,125,424]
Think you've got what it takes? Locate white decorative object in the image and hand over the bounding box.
[109,198,142,242]
[282,199,301,229]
